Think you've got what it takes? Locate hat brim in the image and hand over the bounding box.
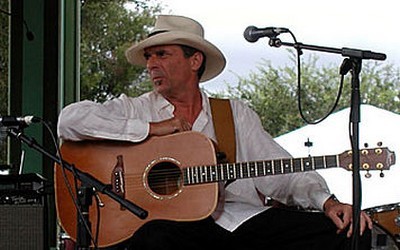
[125,31,226,82]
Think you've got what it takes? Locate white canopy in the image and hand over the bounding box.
[275,104,400,209]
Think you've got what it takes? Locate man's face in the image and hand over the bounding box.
[143,45,200,97]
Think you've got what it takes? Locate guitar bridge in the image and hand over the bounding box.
[111,155,125,210]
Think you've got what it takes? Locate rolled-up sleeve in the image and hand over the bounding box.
[58,94,150,142]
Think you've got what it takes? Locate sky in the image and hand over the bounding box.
[158,0,400,93]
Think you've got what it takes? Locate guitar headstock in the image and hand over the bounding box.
[339,146,396,177]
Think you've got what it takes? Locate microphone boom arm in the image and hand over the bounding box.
[269,38,386,61]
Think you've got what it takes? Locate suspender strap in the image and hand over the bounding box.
[209,98,236,163]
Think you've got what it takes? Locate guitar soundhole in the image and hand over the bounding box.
[147,161,182,197]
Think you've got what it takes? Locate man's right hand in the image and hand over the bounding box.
[149,116,192,136]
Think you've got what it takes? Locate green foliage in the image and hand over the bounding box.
[80,0,161,102]
[219,53,400,137]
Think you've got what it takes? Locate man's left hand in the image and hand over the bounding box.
[323,197,373,237]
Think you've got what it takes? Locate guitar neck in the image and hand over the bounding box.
[183,154,340,185]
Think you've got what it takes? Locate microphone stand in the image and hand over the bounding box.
[6,127,148,249]
[269,37,386,250]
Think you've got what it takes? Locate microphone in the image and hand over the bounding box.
[244,26,289,43]
[0,116,40,127]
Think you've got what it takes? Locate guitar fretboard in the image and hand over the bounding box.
[183,155,340,185]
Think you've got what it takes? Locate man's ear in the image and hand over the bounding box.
[190,51,204,71]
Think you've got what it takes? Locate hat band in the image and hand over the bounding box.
[147,30,168,38]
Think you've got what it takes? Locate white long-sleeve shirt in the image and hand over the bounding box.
[58,90,332,231]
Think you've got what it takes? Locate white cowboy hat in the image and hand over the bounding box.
[125,15,226,82]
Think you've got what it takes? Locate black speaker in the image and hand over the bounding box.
[0,205,45,250]
[0,174,47,250]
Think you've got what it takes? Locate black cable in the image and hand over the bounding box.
[37,117,99,249]
[288,31,344,125]
[0,8,34,41]
[94,194,101,250]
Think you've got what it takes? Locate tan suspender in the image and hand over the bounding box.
[209,98,236,163]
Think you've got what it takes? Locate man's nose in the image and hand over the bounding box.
[146,54,159,68]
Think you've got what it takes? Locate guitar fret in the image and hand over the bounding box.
[191,167,195,184]
[195,167,199,183]
[187,167,192,184]
[241,162,246,178]
[234,163,239,179]
[262,161,266,176]
[192,167,196,184]
[210,166,215,182]
[326,155,338,168]
[254,162,260,176]
[257,162,263,177]
[226,164,232,180]
[221,164,226,180]
[185,169,190,185]
[204,166,208,182]
[282,159,291,174]
[199,166,204,183]
[228,164,234,180]
[250,162,256,177]
[267,161,273,175]
[226,163,231,180]
[311,157,315,170]
[219,164,224,181]
[314,156,324,170]
[265,161,270,175]
[290,158,294,173]
[271,160,275,175]
[273,160,281,174]
[251,162,256,177]
[293,158,301,172]
[303,157,312,171]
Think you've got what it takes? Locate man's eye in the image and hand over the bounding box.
[156,51,167,57]
[144,52,151,60]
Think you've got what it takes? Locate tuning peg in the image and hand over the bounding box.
[380,171,385,178]
[364,171,371,178]
[377,141,383,147]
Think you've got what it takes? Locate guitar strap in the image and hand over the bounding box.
[209,98,267,206]
[209,98,236,163]
[209,98,236,219]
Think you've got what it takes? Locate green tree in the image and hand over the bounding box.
[80,0,161,102]
[221,53,400,137]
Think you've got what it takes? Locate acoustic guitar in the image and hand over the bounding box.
[54,131,395,247]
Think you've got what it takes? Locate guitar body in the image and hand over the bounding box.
[55,131,218,247]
